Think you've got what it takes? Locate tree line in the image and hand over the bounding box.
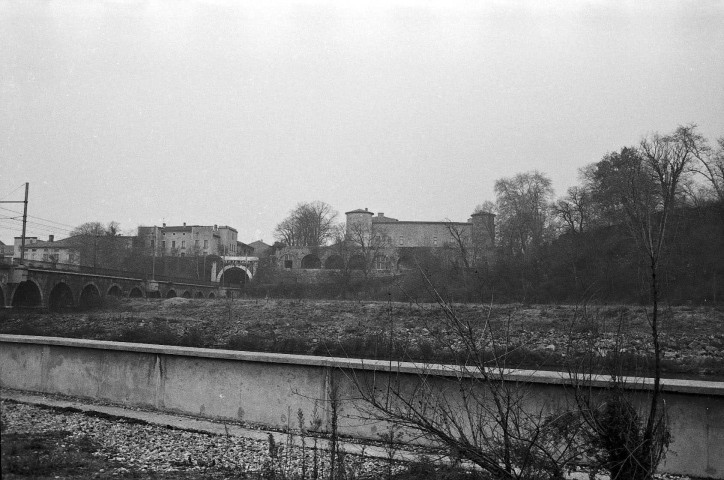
[477,124,723,304]
[270,124,723,304]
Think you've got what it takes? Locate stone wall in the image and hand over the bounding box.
[1,334,723,478]
[371,221,468,248]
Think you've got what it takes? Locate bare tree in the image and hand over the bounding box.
[474,201,497,215]
[274,201,338,247]
[70,221,108,237]
[345,220,391,279]
[106,221,121,236]
[495,171,554,257]
[693,134,724,206]
[573,125,703,480]
[351,278,586,479]
[632,125,700,428]
[553,186,593,235]
[444,221,471,269]
[580,148,648,228]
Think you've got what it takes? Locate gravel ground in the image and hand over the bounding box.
[0,400,394,479]
[2,299,723,379]
[0,399,699,480]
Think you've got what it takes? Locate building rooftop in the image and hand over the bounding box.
[345,208,373,215]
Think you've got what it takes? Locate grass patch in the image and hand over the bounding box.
[1,430,104,477]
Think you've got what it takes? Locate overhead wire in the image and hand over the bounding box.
[0,183,26,201]
[0,205,78,230]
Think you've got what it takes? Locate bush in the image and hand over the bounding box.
[110,323,179,346]
[226,333,273,352]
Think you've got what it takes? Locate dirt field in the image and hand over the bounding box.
[1,298,723,379]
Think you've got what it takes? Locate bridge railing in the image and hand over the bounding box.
[20,260,221,287]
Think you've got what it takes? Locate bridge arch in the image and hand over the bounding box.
[49,282,74,310]
[194,291,204,298]
[301,254,322,269]
[107,284,123,297]
[397,256,415,271]
[79,283,102,309]
[217,265,251,286]
[324,254,344,270]
[129,287,144,298]
[208,292,216,299]
[348,254,366,270]
[11,280,43,308]
[181,290,191,298]
[166,289,177,298]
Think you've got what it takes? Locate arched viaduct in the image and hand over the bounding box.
[0,266,232,309]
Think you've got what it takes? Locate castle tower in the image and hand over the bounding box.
[471,211,495,265]
[345,208,374,244]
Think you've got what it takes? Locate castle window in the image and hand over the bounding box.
[204,239,209,248]
[162,241,166,249]
[181,240,186,248]
[172,241,176,249]
[375,255,388,270]
[283,254,293,269]
[433,236,437,246]
[399,235,403,246]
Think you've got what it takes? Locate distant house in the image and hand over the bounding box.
[0,240,15,259]
[13,235,81,265]
[137,223,245,257]
[13,234,135,268]
[248,240,272,257]
[237,242,254,256]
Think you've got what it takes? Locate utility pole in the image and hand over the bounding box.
[152,225,157,280]
[0,182,29,264]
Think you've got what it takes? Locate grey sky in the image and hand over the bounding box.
[2,0,723,245]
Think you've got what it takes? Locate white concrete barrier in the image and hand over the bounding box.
[1,335,722,478]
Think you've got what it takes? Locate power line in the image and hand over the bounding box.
[0,183,26,201]
[2,217,74,235]
[0,205,77,230]
[0,206,22,216]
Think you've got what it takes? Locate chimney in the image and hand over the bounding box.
[378,212,384,217]
[365,208,368,211]
[163,223,166,227]
[183,222,186,227]
[48,235,54,242]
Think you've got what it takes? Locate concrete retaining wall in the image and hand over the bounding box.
[1,335,722,478]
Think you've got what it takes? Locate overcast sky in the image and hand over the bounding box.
[2,0,723,245]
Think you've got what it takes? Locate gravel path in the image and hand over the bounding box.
[0,398,698,479]
[1,400,393,479]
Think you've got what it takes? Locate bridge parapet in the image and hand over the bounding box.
[0,265,233,307]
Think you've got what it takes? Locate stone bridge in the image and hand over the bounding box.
[0,261,244,309]
[212,256,258,285]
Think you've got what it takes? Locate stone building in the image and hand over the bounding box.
[12,234,135,268]
[13,235,81,265]
[274,207,495,274]
[347,208,494,259]
[137,224,252,257]
[249,240,273,257]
